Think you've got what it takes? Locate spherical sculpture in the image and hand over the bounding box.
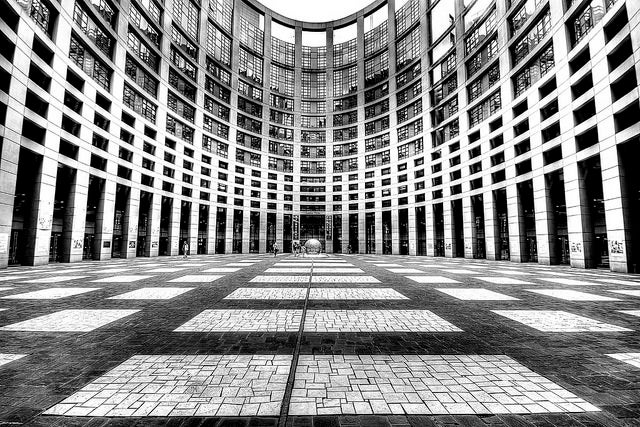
[304,239,322,255]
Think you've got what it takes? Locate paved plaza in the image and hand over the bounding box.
[0,255,639,426]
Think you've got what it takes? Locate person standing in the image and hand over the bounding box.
[182,241,189,259]
[272,242,279,257]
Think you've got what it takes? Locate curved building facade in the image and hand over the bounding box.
[0,0,639,271]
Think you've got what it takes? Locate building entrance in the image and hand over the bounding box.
[300,215,325,250]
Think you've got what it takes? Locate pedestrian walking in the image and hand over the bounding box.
[272,242,279,257]
[182,241,189,259]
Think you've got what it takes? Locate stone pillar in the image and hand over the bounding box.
[206,206,217,254]
[145,193,161,257]
[601,146,632,272]
[391,209,400,255]
[564,161,594,268]
[483,190,498,261]
[506,183,526,263]
[342,213,349,254]
[23,156,58,266]
[225,208,234,254]
[61,169,89,263]
[167,199,181,257]
[375,211,383,255]
[443,202,455,257]
[408,207,417,256]
[426,204,435,257]
[93,179,116,261]
[462,196,476,259]
[241,209,250,254]
[358,212,366,254]
[121,187,139,259]
[324,214,333,254]
[276,212,284,254]
[259,211,268,254]
[532,174,556,265]
[188,203,198,256]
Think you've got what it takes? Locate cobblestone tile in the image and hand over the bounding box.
[1,288,100,299]
[435,288,518,301]
[108,287,195,300]
[303,310,461,332]
[289,355,599,415]
[1,309,140,332]
[0,353,26,368]
[251,276,310,283]
[44,354,292,417]
[526,289,620,301]
[168,275,224,283]
[476,277,533,285]
[607,353,640,368]
[312,276,381,284]
[91,276,154,283]
[308,288,408,300]
[492,310,632,332]
[21,276,89,283]
[224,288,308,300]
[174,309,303,332]
[406,276,461,284]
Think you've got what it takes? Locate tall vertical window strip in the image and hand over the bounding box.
[27,0,53,35]
[207,21,231,66]
[333,39,357,67]
[239,48,263,84]
[123,84,157,123]
[239,17,264,54]
[396,26,420,70]
[464,8,497,54]
[130,5,160,47]
[302,46,327,68]
[510,0,544,34]
[571,0,610,46]
[364,51,389,87]
[125,55,158,97]
[364,21,388,57]
[172,0,199,41]
[73,2,112,57]
[172,26,198,61]
[209,0,232,33]
[271,37,295,67]
[127,31,159,70]
[395,0,419,35]
[69,35,111,90]
[269,64,294,96]
[513,44,554,97]
[333,66,358,96]
[512,10,551,65]
[138,0,161,25]
[301,72,327,99]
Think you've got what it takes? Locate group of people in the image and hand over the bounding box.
[292,242,307,257]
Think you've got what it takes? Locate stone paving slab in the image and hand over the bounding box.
[1,288,101,299]
[492,310,632,332]
[303,310,461,333]
[174,309,303,332]
[44,354,292,417]
[289,355,599,415]
[1,309,140,332]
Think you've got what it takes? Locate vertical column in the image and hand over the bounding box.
[426,205,435,256]
[61,169,89,263]
[506,183,526,263]
[408,207,417,256]
[358,212,366,254]
[241,209,250,254]
[167,200,181,256]
[276,212,284,254]
[188,203,198,256]
[532,174,556,265]
[206,206,217,254]
[93,179,116,261]
[564,161,593,268]
[341,213,349,253]
[225,208,234,254]
[23,156,58,265]
[391,209,400,254]
[324,214,333,254]
[145,193,161,257]
[462,197,476,259]
[375,211,383,255]
[483,190,498,261]
[601,146,633,272]
[259,212,268,253]
[443,202,455,257]
[121,187,140,259]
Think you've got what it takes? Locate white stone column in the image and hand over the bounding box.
[443,201,455,258]
[507,183,526,263]
[206,206,217,254]
[61,169,89,263]
[564,161,594,268]
[145,193,161,257]
[93,179,116,261]
[121,187,140,259]
[167,199,181,257]
[483,190,498,261]
[462,196,476,259]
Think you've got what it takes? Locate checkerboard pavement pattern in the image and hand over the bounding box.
[0,253,639,425]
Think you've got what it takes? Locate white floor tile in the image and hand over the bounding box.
[108,287,195,300]
[607,353,640,369]
[175,309,302,332]
[91,276,154,283]
[476,277,533,285]
[1,309,140,332]
[436,288,518,301]
[2,288,100,299]
[492,310,632,332]
[21,276,89,283]
[406,276,461,284]
[168,275,224,283]
[526,289,620,301]
[304,310,461,332]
